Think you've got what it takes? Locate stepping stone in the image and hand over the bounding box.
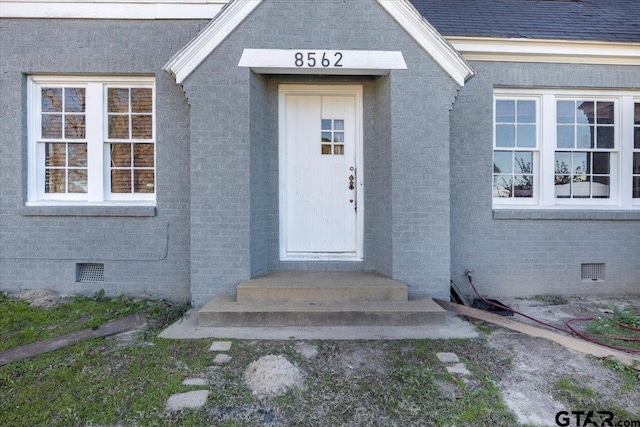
[165,390,210,411]
[436,352,460,363]
[183,378,208,386]
[213,353,232,364]
[446,363,471,375]
[209,341,232,352]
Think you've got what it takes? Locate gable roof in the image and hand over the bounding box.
[409,0,640,43]
[164,0,474,86]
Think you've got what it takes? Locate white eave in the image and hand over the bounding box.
[164,0,475,86]
[448,36,640,66]
[0,0,227,19]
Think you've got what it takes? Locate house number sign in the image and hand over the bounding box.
[238,49,407,75]
[294,51,343,68]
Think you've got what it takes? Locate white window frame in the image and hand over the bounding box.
[493,88,639,210]
[27,75,156,206]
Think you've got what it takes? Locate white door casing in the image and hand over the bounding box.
[279,85,363,260]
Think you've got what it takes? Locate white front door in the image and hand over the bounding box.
[279,85,363,260]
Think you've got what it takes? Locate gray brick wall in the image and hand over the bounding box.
[0,19,206,301]
[178,0,460,304]
[450,61,640,298]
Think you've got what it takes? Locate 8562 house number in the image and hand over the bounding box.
[294,51,343,68]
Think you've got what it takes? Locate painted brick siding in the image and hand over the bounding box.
[180,0,460,303]
[450,62,640,297]
[0,19,206,300]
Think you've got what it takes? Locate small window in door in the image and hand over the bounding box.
[321,119,344,155]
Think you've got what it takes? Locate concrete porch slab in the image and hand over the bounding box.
[158,309,479,340]
[236,271,408,302]
[198,295,445,327]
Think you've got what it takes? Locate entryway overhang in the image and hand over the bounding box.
[238,49,407,76]
[163,0,475,86]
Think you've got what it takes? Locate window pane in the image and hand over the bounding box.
[592,176,609,198]
[596,101,614,125]
[334,132,344,143]
[633,153,640,174]
[109,115,129,139]
[131,88,152,113]
[134,170,155,193]
[556,125,574,148]
[42,114,62,139]
[321,119,331,130]
[133,143,154,167]
[635,128,640,149]
[45,169,66,193]
[321,144,331,154]
[496,100,515,123]
[108,88,129,113]
[68,170,88,193]
[517,100,535,123]
[576,101,594,124]
[633,176,640,199]
[493,175,512,197]
[496,124,515,147]
[555,175,571,198]
[555,152,571,175]
[131,115,152,139]
[321,132,331,142]
[572,176,591,198]
[111,170,131,193]
[333,145,344,155]
[517,124,536,148]
[635,103,640,125]
[514,152,533,174]
[68,143,87,167]
[45,143,66,166]
[596,127,614,149]
[592,152,610,175]
[111,143,131,167]
[513,175,533,198]
[576,126,594,149]
[572,152,590,174]
[64,88,85,112]
[557,101,575,123]
[334,120,344,130]
[65,115,86,139]
[493,151,512,174]
[42,88,62,112]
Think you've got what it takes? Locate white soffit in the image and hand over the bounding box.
[448,37,640,66]
[238,49,407,76]
[165,0,474,85]
[0,0,226,19]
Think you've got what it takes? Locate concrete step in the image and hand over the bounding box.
[198,295,446,327]
[236,271,408,303]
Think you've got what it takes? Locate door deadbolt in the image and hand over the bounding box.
[348,175,355,190]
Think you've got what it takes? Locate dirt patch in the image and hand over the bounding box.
[483,295,640,424]
[13,289,68,309]
[244,355,304,399]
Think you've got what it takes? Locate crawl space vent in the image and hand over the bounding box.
[77,263,104,282]
[581,263,605,281]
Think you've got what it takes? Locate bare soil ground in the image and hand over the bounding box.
[484,295,640,425]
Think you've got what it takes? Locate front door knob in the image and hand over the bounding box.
[348,175,355,190]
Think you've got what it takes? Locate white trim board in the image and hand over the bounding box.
[164,0,474,86]
[449,37,640,66]
[238,49,407,76]
[0,0,227,19]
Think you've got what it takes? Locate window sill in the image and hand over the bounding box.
[493,209,640,221]
[20,204,157,217]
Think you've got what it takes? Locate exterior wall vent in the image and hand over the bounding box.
[581,263,605,281]
[77,263,105,282]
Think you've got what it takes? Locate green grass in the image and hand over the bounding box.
[585,306,640,351]
[0,292,521,426]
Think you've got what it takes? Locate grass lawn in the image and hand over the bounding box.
[0,292,520,426]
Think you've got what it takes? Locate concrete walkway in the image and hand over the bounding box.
[158,309,478,340]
